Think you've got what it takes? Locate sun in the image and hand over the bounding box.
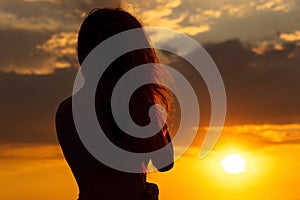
[220,154,247,174]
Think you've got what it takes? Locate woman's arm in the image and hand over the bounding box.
[151,129,174,172]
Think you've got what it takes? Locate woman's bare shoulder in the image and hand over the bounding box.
[57,96,72,111]
[56,96,72,123]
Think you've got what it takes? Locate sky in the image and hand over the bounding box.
[0,0,300,199]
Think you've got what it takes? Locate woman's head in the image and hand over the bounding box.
[77,8,159,86]
[78,8,146,65]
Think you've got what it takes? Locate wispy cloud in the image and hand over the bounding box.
[220,0,294,17]
[280,30,300,42]
[251,41,284,55]
[0,0,298,74]
[23,0,61,3]
[36,32,78,68]
[0,10,61,31]
[0,144,63,159]
[0,31,78,75]
[255,0,294,13]
[127,0,211,36]
[220,124,300,144]
[221,3,249,18]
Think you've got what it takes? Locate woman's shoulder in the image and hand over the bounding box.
[56,97,72,116]
[55,96,73,128]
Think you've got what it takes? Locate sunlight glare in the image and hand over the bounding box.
[220,154,246,174]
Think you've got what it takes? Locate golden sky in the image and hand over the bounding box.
[0,0,300,199]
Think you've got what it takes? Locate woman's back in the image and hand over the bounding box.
[56,97,146,200]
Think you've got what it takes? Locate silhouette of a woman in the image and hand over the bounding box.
[56,8,174,200]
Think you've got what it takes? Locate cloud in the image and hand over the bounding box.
[0,0,122,32]
[36,32,78,72]
[37,32,77,55]
[220,124,300,144]
[189,39,300,124]
[126,0,211,36]
[23,0,61,3]
[154,38,300,127]
[173,0,298,42]
[221,3,249,18]
[251,41,284,55]
[0,29,52,74]
[1,37,300,145]
[251,41,272,55]
[0,30,78,75]
[218,0,294,16]
[280,30,300,42]
[0,10,62,31]
[0,0,120,74]
[0,144,63,159]
[192,124,300,153]
[0,68,77,144]
[255,0,294,13]
[1,0,299,74]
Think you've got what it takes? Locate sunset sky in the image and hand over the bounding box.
[0,0,300,199]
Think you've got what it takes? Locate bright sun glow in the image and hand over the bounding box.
[221,154,247,174]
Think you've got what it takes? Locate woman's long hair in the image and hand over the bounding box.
[77,8,174,153]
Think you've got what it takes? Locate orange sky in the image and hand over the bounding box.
[1,124,300,199]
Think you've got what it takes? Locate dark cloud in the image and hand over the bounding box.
[0,67,77,144]
[0,29,54,72]
[159,39,300,125]
[1,39,299,145]
[204,39,300,124]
